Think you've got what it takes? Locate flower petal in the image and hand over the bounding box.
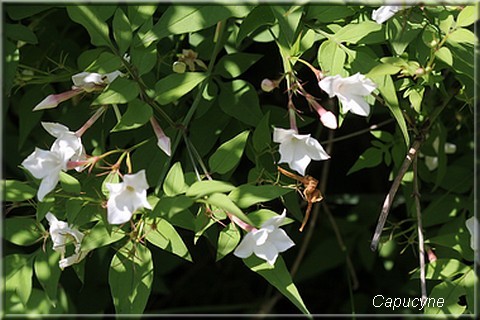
[107,195,134,225]
[233,232,256,258]
[270,228,295,253]
[273,127,296,143]
[123,170,150,191]
[37,172,60,201]
[254,241,279,266]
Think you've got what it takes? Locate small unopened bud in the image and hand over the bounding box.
[320,111,338,130]
[172,61,186,74]
[261,79,277,92]
[444,142,457,154]
[415,68,426,76]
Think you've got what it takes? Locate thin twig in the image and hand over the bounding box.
[370,139,423,251]
[413,157,427,300]
[320,118,394,145]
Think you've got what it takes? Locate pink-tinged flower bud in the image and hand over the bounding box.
[150,117,171,157]
[261,79,277,92]
[320,111,338,130]
[33,89,83,111]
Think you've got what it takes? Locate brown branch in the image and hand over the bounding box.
[370,139,423,251]
[413,157,427,300]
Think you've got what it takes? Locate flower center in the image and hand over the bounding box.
[126,186,135,192]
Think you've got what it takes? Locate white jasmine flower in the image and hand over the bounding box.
[106,170,152,225]
[372,6,403,24]
[21,148,67,201]
[319,73,377,117]
[33,70,124,111]
[465,216,477,251]
[42,122,86,171]
[273,127,330,176]
[320,111,338,130]
[46,212,87,269]
[234,209,295,265]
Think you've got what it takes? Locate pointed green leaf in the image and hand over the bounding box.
[92,78,140,105]
[347,147,384,175]
[163,162,187,197]
[186,180,236,198]
[59,172,81,194]
[4,218,45,246]
[209,131,250,174]
[5,254,34,306]
[214,53,263,79]
[216,222,240,261]
[244,255,310,315]
[109,242,153,314]
[456,6,477,27]
[205,193,252,225]
[82,221,125,252]
[67,6,114,48]
[34,246,62,305]
[111,99,152,132]
[252,112,272,153]
[228,184,292,209]
[145,218,192,261]
[155,72,207,105]
[113,8,132,55]
[318,39,347,76]
[219,80,263,126]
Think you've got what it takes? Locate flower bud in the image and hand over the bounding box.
[172,61,186,74]
[320,111,338,130]
[261,79,277,92]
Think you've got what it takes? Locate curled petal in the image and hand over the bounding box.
[270,229,295,253]
[320,111,338,129]
[37,173,60,201]
[254,241,279,266]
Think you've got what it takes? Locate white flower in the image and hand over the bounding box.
[320,111,338,130]
[22,148,67,201]
[319,73,377,117]
[42,122,86,171]
[465,216,477,251]
[46,212,87,269]
[234,209,295,265]
[71,70,123,92]
[273,127,330,176]
[106,170,152,225]
[372,6,403,24]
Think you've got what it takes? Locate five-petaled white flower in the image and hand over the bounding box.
[371,6,403,24]
[465,216,477,251]
[424,137,456,171]
[106,170,152,225]
[319,73,377,117]
[234,209,295,265]
[33,70,123,111]
[46,212,87,269]
[273,127,330,176]
[42,122,86,171]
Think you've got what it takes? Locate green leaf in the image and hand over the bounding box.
[155,72,206,105]
[83,51,123,73]
[236,5,275,46]
[141,5,252,46]
[252,112,272,153]
[6,6,52,20]
[163,162,187,197]
[205,193,253,225]
[373,75,410,146]
[228,185,292,209]
[111,99,152,132]
[34,246,62,305]
[109,242,153,314]
[347,147,384,175]
[4,218,44,246]
[423,194,463,228]
[219,80,263,126]
[5,24,38,44]
[150,195,195,230]
[92,78,140,105]
[67,6,113,48]
[186,180,236,198]
[145,218,192,261]
[128,6,156,31]
[214,53,263,79]
[3,180,36,202]
[209,131,250,174]
[5,40,19,95]
[244,255,310,315]
[113,8,132,55]
[435,47,453,66]
[318,39,347,76]
[424,278,466,314]
[411,259,469,280]
[305,6,355,23]
[5,254,34,306]
[456,5,477,27]
[59,172,81,194]
[101,171,120,197]
[387,19,422,56]
[270,6,303,48]
[366,63,401,77]
[131,44,157,76]
[82,221,125,252]
[447,28,477,45]
[247,209,295,229]
[216,222,240,261]
[333,21,382,44]
[36,197,54,222]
